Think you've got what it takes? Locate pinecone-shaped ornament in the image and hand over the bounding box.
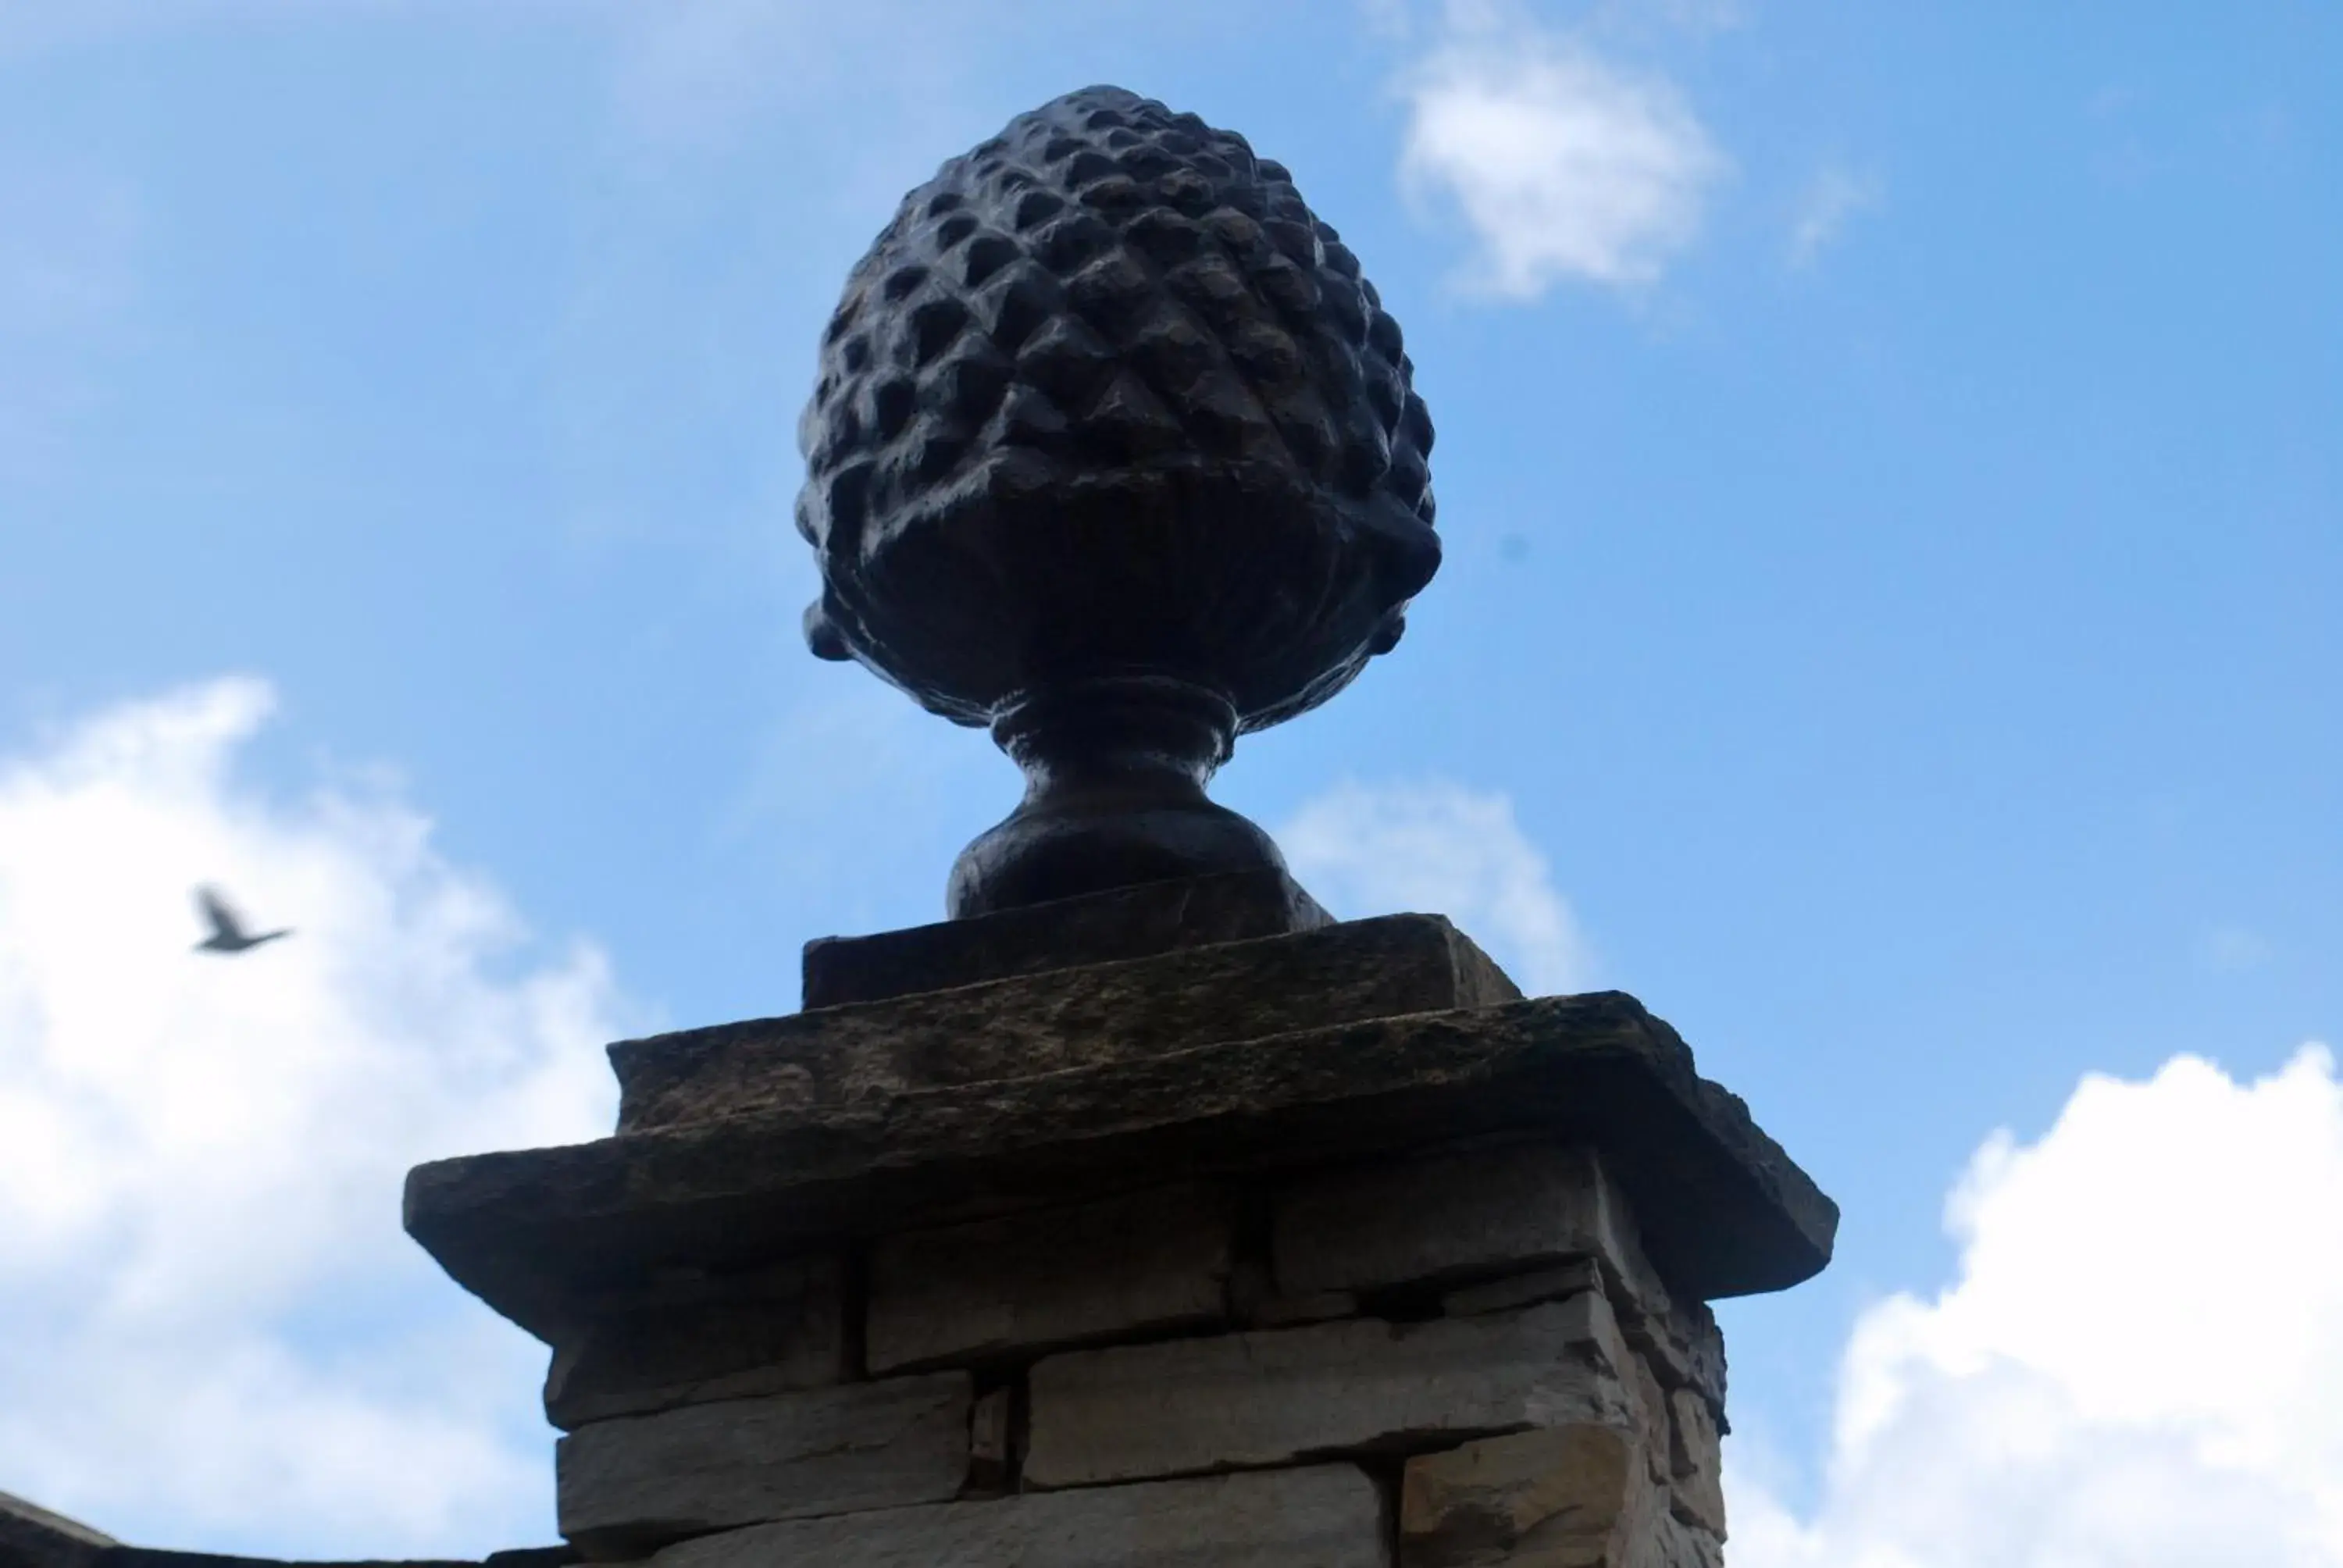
[796,85,1441,916]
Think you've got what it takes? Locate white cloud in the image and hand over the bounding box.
[1788,163,1881,268]
[1396,0,1724,298]
[1278,778,1592,994]
[0,679,627,1555]
[1733,1047,2343,1568]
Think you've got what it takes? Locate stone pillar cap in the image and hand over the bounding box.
[405,990,1835,1342]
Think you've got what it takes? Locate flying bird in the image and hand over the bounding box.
[193,886,291,954]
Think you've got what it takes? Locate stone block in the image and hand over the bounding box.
[1275,1143,1657,1301]
[1398,1424,1667,1568]
[1443,1258,1719,1459]
[1664,1390,1725,1538]
[651,1466,1388,1568]
[407,994,1839,1342]
[617,914,1517,1132]
[1657,1516,1724,1568]
[1440,1256,1687,1492]
[801,868,1331,1010]
[968,1387,1014,1492]
[1439,1260,1678,1488]
[866,1184,1232,1374]
[1228,1256,1358,1327]
[1623,1342,1673,1488]
[545,1256,849,1430]
[1626,1298,1726,1416]
[1023,1295,1638,1490]
[1441,1259,1601,1319]
[556,1372,972,1556]
[1245,1289,1361,1328]
[1405,1446,1722,1568]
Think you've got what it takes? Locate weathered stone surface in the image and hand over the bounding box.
[1244,1289,1361,1328]
[2,1491,115,1568]
[801,869,1331,1010]
[1024,1295,1638,1490]
[1443,1257,1721,1452]
[1664,1390,1725,1538]
[545,1256,848,1430]
[866,1184,1232,1374]
[968,1387,1014,1492]
[1627,1298,1727,1416]
[1442,1259,1601,1319]
[1276,1143,1653,1300]
[555,1373,972,1556]
[405,995,1838,1342]
[1398,1425,1664,1568]
[1622,1342,1674,1488]
[617,914,1517,1133]
[654,1466,1388,1568]
[1439,1260,1676,1489]
[1657,1516,1724,1568]
[1227,1256,1357,1327]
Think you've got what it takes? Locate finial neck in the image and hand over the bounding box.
[992,678,1236,800]
[947,678,1278,919]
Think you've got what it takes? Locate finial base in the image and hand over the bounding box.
[947,678,1288,920]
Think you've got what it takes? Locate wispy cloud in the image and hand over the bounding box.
[1733,1046,2343,1567]
[1278,778,1593,994]
[1396,0,1725,298]
[1787,162,1881,269]
[0,680,629,1554]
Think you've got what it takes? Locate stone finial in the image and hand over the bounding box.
[795,85,1439,918]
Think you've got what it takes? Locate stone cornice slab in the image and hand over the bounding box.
[405,992,1835,1341]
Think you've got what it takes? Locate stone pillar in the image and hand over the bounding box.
[405,80,1836,1568]
[405,870,1835,1568]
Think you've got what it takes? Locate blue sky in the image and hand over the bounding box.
[4,2,2341,1560]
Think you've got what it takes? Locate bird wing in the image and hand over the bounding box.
[195,886,248,941]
